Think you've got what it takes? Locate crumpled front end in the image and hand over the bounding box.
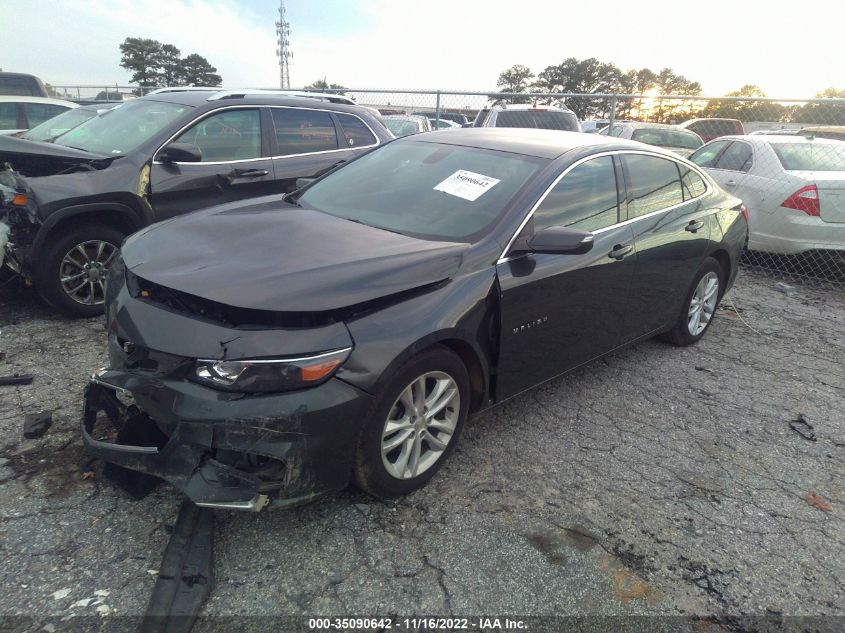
[82,258,373,510]
[0,166,39,275]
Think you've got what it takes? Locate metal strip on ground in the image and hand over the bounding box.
[139,501,215,633]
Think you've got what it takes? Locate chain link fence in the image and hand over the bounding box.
[50,85,845,288]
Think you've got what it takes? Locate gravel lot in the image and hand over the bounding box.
[0,270,843,632]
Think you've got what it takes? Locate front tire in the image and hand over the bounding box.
[663,258,722,347]
[353,346,469,498]
[36,223,123,318]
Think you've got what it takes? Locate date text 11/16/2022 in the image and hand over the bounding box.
[307,617,528,630]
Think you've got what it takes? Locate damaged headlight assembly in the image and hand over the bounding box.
[191,347,352,393]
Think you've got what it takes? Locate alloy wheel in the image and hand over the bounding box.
[381,371,460,480]
[59,240,118,306]
[688,271,719,336]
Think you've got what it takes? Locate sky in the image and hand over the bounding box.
[1,0,841,99]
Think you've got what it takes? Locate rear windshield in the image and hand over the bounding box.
[299,140,546,241]
[384,119,420,137]
[495,110,580,132]
[688,120,738,137]
[772,143,845,171]
[0,75,39,96]
[632,128,703,150]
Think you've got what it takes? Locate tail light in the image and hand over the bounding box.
[739,205,749,222]
[781,184,820,217]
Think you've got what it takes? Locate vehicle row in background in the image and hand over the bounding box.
[0,89,392,316]
[382,114,432,137]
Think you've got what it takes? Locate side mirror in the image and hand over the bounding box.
[158,142,202,163]
[526,226,594,255]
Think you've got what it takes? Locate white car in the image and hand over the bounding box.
[472,102,581,132]
[599,122,704,157]
[0,95,78,135]
[689,135,845,255]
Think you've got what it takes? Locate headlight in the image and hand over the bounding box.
[191,347,352,393]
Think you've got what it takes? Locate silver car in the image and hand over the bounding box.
[382,115,432,137]
[689,135,845,255]
[600,122,704,157]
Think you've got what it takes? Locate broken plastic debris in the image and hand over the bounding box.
[95,604,111,616]
[23,411,52,439]
[51,588,71,601]
[0,373,34,386]
[789,414,816,442]
[94,589,110,597]
[775,282,795,296]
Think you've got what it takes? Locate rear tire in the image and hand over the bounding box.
[353,346,469,498]
[36,223,123,318]
[663,258,722,347]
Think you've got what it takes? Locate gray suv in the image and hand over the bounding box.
[472,103,581,132]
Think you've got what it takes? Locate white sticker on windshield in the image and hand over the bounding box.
[433,170,501,202]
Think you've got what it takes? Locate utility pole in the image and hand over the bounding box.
[276,0,292,89]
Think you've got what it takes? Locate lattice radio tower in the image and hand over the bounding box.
[276,0,292,89]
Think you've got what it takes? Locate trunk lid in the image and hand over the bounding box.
[787,171,845,223]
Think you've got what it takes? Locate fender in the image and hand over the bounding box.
[33,202,148,254]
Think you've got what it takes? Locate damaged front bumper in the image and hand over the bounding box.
[82,365,372,510]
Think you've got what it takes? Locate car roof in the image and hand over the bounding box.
[492,103,574,113]
[719,134,845,146]
[624,121,695,131]
[0,95,78,107]
[403,127,649,159]
[141,90,374,114]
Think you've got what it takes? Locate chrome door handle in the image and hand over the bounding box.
[685,220,705,233]
[608,244,634,260]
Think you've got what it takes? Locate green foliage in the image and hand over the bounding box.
[304,78,347,91]
[119,37,222,89]
[180,53,222,87]
[496,65,534,103]
[792,88,845,125]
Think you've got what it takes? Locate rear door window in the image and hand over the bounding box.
[714,142,753,172]
[534,156,620,232]
[689,140,731,168]
[271,108,339,156]
[623,154,685,217]
[336,113,377,148]
[175,108,262,162]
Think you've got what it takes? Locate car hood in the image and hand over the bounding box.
[121,198,469,313]
[0,134,111,177]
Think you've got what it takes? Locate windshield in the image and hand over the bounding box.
[298,140,546,241]
[495,110,580,132]
[54,100,191,155]
[772,143,845,171]
[632,128,702,150]
[21,108,97,142]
